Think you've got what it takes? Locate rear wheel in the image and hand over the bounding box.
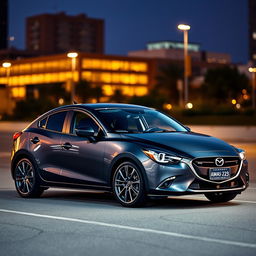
[14,158,44,198]
[113,161,146,207]
[204,192,237,203]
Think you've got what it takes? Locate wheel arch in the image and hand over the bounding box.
[108,153,149,192]
[11,149,37,180]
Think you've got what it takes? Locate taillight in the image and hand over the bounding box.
[13,132,22,141]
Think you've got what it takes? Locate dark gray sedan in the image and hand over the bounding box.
[11,103,249,207]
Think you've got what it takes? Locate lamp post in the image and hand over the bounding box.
[2,62,12,84]
[249,67,256,110]
[178,24,190,106]
[67,52,78,104]
[2,61,12,92]
[2,62,12,112]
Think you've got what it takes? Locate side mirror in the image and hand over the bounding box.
[75,126,98,137]
[185,126,191,132]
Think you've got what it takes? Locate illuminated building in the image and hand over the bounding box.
[0,53,155,110]
[0,0,8,50]
[26,12,104,54]
[249,0,256,64]
[129,40,231,64]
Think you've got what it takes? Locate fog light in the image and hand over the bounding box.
[245,172,249,183]
[158,176,176,189]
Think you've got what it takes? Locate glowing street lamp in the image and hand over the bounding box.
[67,52,78,104]
[178,24,191,107]
[178,24,191,31]
[2,62,12,86]
[2,62,11,68]
[248,67,256,110]
[2,62,12,105]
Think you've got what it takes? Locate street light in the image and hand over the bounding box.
[67,52,78,104]
[178,24,190,106]
[2,61,12,87]
[2,62,12,109]
[248,67,256,110]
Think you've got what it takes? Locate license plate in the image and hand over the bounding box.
[209,168,231,180]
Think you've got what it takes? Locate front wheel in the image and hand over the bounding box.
[204,192,238,203]
[113,161,146,207]
[14,158,44,198]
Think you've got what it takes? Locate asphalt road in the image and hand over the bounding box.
[0,130,255,256]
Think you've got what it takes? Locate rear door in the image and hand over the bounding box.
[30,111,68,182]
[58,110,107,186]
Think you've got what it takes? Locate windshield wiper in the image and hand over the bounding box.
[143,128,176,133]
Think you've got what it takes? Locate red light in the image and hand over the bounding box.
[13,132,22,141]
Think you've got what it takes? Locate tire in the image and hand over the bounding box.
[112,161,146,207]
[14,157,44,198]
[204,192,237,203]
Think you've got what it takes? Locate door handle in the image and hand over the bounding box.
[62,142,72,150]
[30,136,40,144]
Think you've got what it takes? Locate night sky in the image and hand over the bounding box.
[10,0,248,64]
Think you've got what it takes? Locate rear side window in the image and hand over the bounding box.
[38,117,47,129]
[46,111,67,133]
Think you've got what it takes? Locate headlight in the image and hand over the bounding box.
[239,150,246,160]
[143,150,182,164]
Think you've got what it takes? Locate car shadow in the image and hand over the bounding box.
[41,189,239,210]
[0,189,239,210]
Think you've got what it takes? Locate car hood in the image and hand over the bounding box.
[122,132,239,159]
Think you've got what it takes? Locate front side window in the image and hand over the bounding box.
[70,111,99,135]
[46,111,67,133]
[97,108,187,133]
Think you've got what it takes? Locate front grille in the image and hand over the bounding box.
[192,157,240,180]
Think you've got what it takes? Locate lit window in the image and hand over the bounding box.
[253,32,256,40]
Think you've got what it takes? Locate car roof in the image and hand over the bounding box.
[28,103,153,129]
[56,103,152,111]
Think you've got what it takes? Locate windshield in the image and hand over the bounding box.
[96,108,187,133]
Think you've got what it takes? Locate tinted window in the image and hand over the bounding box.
[38,117,47,129]
[46,111,67,133]
[70,111,99,134]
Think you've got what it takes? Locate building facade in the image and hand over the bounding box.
[0,0,8,50]
[249,0,256,64]
[129,40,231,65]
[0,53,155,114]
[26,12,104,55]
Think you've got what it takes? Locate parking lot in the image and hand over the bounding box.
[0,128,255,256]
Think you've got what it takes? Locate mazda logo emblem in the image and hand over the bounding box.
[215,158,224,167]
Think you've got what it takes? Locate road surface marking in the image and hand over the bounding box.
[0,208,256,249]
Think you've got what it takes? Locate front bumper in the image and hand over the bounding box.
[144,157,249,196]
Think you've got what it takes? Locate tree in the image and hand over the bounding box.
[155,63,183,105]
[202,66,249,104]
[109,89,126,103]
[75,80,103,103]
[75,80,92,103]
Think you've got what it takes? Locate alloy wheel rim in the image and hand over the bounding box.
[114,164,141,204]
[15,160,34,194]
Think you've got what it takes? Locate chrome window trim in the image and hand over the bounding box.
[181,158,243,184]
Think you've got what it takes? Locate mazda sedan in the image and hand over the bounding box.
[11,103,249,207]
